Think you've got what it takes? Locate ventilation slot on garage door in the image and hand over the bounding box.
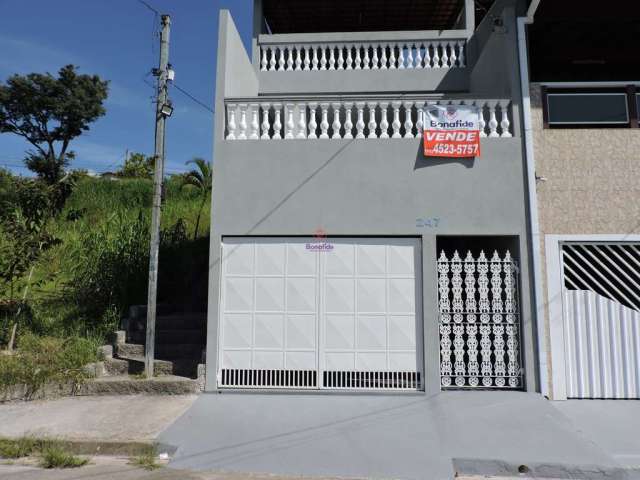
[322,371,421,390]
[220,369,318,388]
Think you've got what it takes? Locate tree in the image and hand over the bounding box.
[180,158,212,239]
[117,152,154,179]
[0,65,109,184]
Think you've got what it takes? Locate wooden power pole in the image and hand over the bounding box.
[145,14,171,378]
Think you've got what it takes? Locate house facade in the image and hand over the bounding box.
[206,0,541,396]
[524,1,640,400]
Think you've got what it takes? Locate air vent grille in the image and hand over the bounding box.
[220,369,317,388]
[322,371,421,390]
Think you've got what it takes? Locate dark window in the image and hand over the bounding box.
[546,93,629,125]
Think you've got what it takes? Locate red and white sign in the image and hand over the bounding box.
[423,105,481,158]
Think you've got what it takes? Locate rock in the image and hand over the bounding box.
[97,345,113,360]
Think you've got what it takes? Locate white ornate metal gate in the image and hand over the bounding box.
[438,250,522,389]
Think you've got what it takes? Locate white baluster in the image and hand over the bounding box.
[499,102,512,137]
[308,102,318,139]
[398,43,406,69]
[294,46,302,71]
[432,42,441,68]
[367,101,378,139]
[371,44,379,70]
[448,42,457,68]
[379,102,389,139]
[380,44,388,70]
[415,43,423,68]
[415,106,424,138]
[237,104,248,140]
[312,47,319,71]
[488,102,499,137]
[272,103,282,139]
[354,44,362,70]
[226,103,237,140]
[269,48,277,71]
[362,44,370,69]
[406,43,414,68]
[286,47,294,71]
[319,103,330,139]
[403,101,415,138]
[331,103,342,139]
[479,103,487,138]
[355,102,366,139]
[441,42,450,68]
[249,103,259,139]
[260,48,268,71]
[285,103,295,139]
[278,48,286,71]
[389,43,397,69]
[337,45,345,70]
[424,42,432,68]
[328,45,336,70]
[303,46,311,71]
[343,103,354,139]
[457,41,466,67]
[320,46,328,71]
[260,103,271,140]
[345,45,353,70]
[296,103,307,139]
[391,101,402,138]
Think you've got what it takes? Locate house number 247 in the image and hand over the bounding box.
[416,217,441,228]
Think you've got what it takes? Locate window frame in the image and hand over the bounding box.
[541,85,640,129]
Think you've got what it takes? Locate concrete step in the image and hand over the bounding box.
[116,354,175,376]
[79,375,200,395]
[115,342,144,357]
[156,329,206,344]
[103,358,129,376]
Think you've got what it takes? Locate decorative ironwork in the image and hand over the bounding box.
[438,250,522,389]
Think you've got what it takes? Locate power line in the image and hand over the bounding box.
[135,0,160,15]
[173,83,215,114]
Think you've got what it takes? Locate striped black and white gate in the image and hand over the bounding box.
[557,242,640,399]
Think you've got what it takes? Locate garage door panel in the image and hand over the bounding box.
[255,277,285,311]
[253,351,285,369]
[325,278,355,313]
[286,277,317,312]
[286,314,316,349]
[223,350,252,369]
[254,313,284,348]
[255,243,285,275]
[325,243,354,276]
[287,243,317,275]
[285,351,316,370]
[356,352,387,371]
[325,314,355,349]
[389,278,416,313]
[357,315,387,349]
[222,313,252,348]
[357,278,386,313]
[388,244,415,276]
[389,315,417,349]
[357,244,386,276]
[224,277,254,312]
[224,243,254,275]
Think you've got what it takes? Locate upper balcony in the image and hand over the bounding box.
[251,0,478,94]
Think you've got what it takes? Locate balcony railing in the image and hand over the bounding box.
[225,97,513,140]
[259,39,467,72]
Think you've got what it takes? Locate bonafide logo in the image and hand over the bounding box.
[306,228,334,251]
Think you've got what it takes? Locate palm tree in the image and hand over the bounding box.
[181,158,212,240]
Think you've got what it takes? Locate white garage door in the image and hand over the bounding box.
[218,237,422,391]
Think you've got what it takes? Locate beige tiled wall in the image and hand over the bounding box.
[530,83,640,397]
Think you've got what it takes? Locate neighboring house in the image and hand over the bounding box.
[207,0,543,396]
[524,1,640,400]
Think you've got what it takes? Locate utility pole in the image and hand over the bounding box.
[145,14,172,378]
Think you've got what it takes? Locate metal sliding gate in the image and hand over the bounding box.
[438,250,523,389]
[560,242,640,399]
[218,237,423,391]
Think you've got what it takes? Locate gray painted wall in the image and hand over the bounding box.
[206,0,536,394]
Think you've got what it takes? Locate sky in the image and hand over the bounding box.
[0,0,253,176]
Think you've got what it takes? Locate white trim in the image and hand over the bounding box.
[517,17,548,397]
[540,81,640,88]
[544,234,640,400]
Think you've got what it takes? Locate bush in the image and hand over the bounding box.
[0,437,38,458]
[0,333,97,396]
[40,444,88,468]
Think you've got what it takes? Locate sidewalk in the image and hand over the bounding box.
[0,395,197,444]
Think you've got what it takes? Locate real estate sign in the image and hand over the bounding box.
[423,105,481,158]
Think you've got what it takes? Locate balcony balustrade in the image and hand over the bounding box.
[259,39,466,72]
[225,98,513,140]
